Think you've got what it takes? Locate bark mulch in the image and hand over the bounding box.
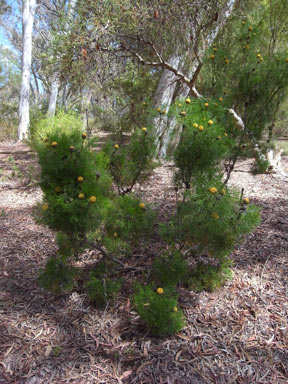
[0,142,287,384]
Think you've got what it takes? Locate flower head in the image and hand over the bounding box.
[89,196,97,203]
[156,287,164,295]
[209,187,218,194]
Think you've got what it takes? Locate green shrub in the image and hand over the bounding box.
[38,257,78,293]
[103,195,155,255]
[103,129,156,194]
[161,182,260,261]
[152,250,189,287]
[34,124,112,244]
[133,284,185,336]
[85,274,121,307]
[189,262,233,292]
[171,99,236,188]
[29,110,83,144]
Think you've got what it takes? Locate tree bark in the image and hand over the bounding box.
[47,73,60,116]
[153,54,182,155]
[18,0,37,141]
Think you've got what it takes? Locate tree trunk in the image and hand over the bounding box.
[47,73,60,117]
[153,55,182,156]
[18,0,37,141]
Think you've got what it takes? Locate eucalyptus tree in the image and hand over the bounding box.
[18,0,37,140]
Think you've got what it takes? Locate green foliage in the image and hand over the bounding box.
[133,284,185,336]
[152,250,189,287]
[33,121,112,240]
[103,194,155,255]
[85,273,121,307]
[200,9,288,149]
[162,182,260,261]
[189,262,233,292]
[103,129,156,194]
[30,110,83,144]
[171,99,236,188]
[38,257,78,293]
[251,157,270,174]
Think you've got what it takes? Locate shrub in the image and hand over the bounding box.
[85,274,121,307]
[152,250,189,287]
[103,129,156,194]
[189,262,233,292]
[171,99,236,188]
[103,194,155,255]
[38,257,78,293]
[133,284,185,336]
[33,112,155,293]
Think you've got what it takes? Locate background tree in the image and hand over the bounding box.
[18,0,37,140]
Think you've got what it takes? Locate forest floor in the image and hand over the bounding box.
[0,141,288,384]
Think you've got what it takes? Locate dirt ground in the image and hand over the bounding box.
[0,141,288,384]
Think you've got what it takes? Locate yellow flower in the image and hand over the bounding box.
[243,197,249,204]
[156,107,161,112]
[77,176,84,182]
[42,204,49,211]
[82,132,87,139]
[257,53,261,58]
[225,59,229,65]
[89,196,97,203]
[248,26,253,31]
[161,110,166,115]
[78,193,85,199]
[210,54,215,60]
[216,136,222,140]
[142,102,147,106]
[209,187,218,194]
[142,127,147,132]
[198,125,204,132]
[180,111,187,117]
[204,102,209,108]
[193,123,199,128]
[156,287,164,295]
[173,306,178,312]
[208,120,213,126]
[114,144,119,149]
[178,103,182,107]
[55,186,61,193]
[113,232,118,237]
[286,58,288,63]
[220,189,226,196]
[242,21,246,25]
[213,47,218,52]
[51,141,58,148]
[218,97,223,102]
[224,133,228,137]
[69,145,75,152]
[211,212,219,220]
[139,203,145,209]
[185,98,191,104]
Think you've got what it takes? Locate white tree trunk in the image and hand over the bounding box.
[153,55,182,155]
[18,0,37,141]
[47,73,60,117]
